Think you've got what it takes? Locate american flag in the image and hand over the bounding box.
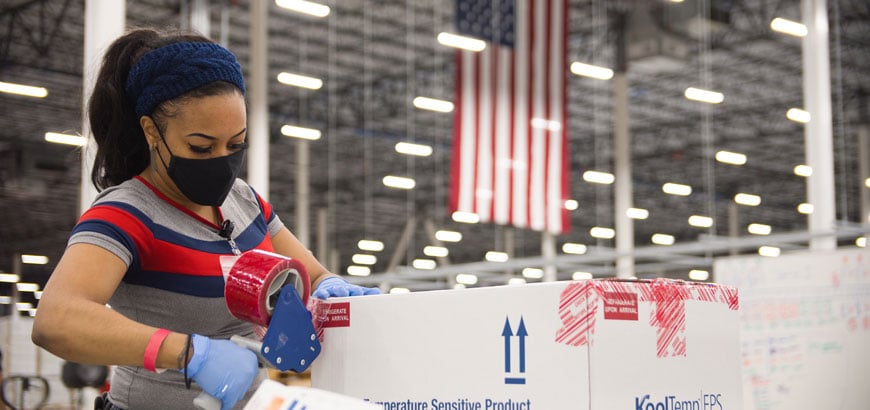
[449,0,570,234]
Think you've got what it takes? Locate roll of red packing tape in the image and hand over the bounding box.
[225,249,310,327]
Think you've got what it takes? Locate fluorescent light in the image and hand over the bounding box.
[437,32,486,52]
[684,87,724,104]
[651,233,675,246]
[508,277,527,285]
[16,302,33,311]
[351,254,377,265]
[0,81,48,98]
[688,269,709,281]
[281,124,321,140]
[570,62,614,80]
[688,215,713,228]
[435,230,462,242]
[758,246,781,257]
[456,274,478,285]
[413,96,454,113]
[412,259,436,270]
[452,211,480,224]
[797,203,814,214]
[346,265,371,276]
[857,237,867,248]
[583,170,614,185]
[395,142,433,157]
[0,296,10,304]
[45,132,86,146]
[16,283,39,292]
[786,108,810,123]
[715,150,746,165]
[794,164,813,177]
[522,268,544,279]
[28,309,37,317]
[358,239,384,252]
[35,291,43,299]
[572,271,593,280]
[564,199,579,211]
[747,223,772,236]
[663,182,692,196]
[275,0,330,17]
[770,17,807,37]
[626,208,649,220]
[734,193,762,206]
[562,243,587,255]
[389,287,410,294]
[423,246,449,258]
[21,254,49,265]
[276,72,323,90]
[0,273,20,283]
[865,177,869,188]
[383,175,416,189]
[590,227,615,239]
[485,251,509,262]
[530,118,562,131]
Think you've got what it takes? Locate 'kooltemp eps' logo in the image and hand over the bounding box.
[502,316,528,385]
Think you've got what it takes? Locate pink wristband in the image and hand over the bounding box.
[143,328,171,372]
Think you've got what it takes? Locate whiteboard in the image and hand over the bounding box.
[714,248,870,410]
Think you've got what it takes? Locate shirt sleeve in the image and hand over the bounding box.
[68,203,151,268]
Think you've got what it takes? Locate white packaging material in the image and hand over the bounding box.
[311,279,742,410]
[244,379,381,410]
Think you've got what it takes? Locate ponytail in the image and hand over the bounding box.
[88,28,218,190]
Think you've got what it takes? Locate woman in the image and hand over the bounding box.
[31,28,378,410]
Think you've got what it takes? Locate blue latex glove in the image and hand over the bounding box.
[186,334,258,410]
[312,277,381,299]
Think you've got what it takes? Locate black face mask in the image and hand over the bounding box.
[153,123,246,206]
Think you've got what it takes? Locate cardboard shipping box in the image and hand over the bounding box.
[311,279,742,410]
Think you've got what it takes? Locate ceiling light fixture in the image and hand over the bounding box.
[435,230,463,242]
[389,287,410,294]
[684,87,724,104]
[346,265,371,276]
[688,269,709,281]
[770,17,807,37]
[662,182,692,196]
[0,274,20,283]
[437,32,486,51]
[412,96,454,113]
[522,268,544,279]
[626,207,649,220]
[758,246,781,257]
[508,277,527,285]
[21,254,48,265]
[277,72,323,89]
[562,243,587,255]
[797,203,814,214]
[590,227,615,239]
[688,215,714,228]
[485,251,509,262]
[395,142,433,157]
[0,81,48,98]
[456,273,478,285]
[734,193,762,206]
[16,283,39,292]
[423,246,448,258]
[786,108,810,123]
[351,254,377,265]
[564,199,579,211]
[45,132,86,146]
[412,259,436,270]
[857,237,867,248]
[651,233,675,246]
[582,170,614,185]
[281,124,321,140]
[382,175,415,189]
[570,62,614,80]
[452,211,480,224]
[358,240,384,252]
[715,150,747,165]
[794,164,813,177]
[747,223,772,236]
[275,0,330,17]
[572,271,593,280]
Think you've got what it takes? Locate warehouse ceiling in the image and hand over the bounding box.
[1,0,869,296]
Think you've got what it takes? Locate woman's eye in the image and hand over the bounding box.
[189,145,212,154]
[230,142,249,151]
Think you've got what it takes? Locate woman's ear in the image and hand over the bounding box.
[139,116,160,146]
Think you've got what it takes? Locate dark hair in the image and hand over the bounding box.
[88,28,241,190]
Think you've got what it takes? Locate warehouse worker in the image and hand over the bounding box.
[31,27,379,410]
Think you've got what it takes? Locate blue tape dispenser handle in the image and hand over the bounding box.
[260,284,322,372]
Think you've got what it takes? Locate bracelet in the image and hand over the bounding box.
[143,328,171,372]
[183,334,192,389]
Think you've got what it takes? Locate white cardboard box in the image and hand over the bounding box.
[311,279,742,410]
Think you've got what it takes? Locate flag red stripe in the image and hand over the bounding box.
[449,49,463,214]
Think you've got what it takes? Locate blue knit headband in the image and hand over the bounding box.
[125,42,246,117]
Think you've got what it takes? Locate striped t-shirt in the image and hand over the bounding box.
[69,176,283,409]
